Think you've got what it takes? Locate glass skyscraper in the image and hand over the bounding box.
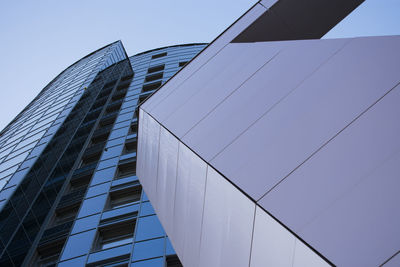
[0,41,205,266]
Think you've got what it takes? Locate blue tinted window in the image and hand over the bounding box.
[97,157,119,170]
[60,230,96,261]
[58,256,87,267]
[131,257,164,267]
[86,182,111,198]
[108,127,129,140]
[165,237,176,256]
[115,113,132,123]
[91,167,116,186]
[78,194,107,218]
[71,214,101,234]
[106,137,125,148]
[139,201,155,217]
[113,120,131,130]
[135,215,165,242]
[101,145,123,160]
[132,238,165,262]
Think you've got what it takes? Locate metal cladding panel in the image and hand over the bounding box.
[211,36,400,200]
[199,167,255,267]
[384,254,400,267]
[250,207,327,267]
[155,127,179,236]
[137,111,161,208]
[250,207,296,266]
[137,112,329,266]
[164,42,282,138]
[260,0,279,9]
[151,44,250,122]
[292,239,330,267]
[183,38,349,162]
[172,143,207,267]
[260,84,400,266]
[141,4,267,113]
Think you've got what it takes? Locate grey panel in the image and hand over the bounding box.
[183,38,348,161]
[155,127,179,236]
[233,0,364,42]
[150,43,262,124]
[142,4,266,113]
[211,36,400,200]
[164,42,282,138]
[199,167,255,267]
[260,0,279,9]
[383,253,400,267]
[137,110,161,209]
[172,143,207,267]
[260,85,400,266]
[293,239,329,267]
[250,206,296,267]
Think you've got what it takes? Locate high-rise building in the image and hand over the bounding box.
[0,40,205,266]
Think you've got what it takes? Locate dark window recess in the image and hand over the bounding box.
[142,81,162,93]
[94,220,135,251]
[70,165,95,186]
[151,52,167,59]
[116,162,136,179]
[179,61,188,67]
[116,83,130,91]
[35,253,59,267]
[56,188,86,211]
[99,113,118,127]
[166,255,183,267]
[106,102,122,113]
[144,72,163,83]
[80,151,102,167]
[103,80,117,89]
[121,74,133,81]
[123,139,137,155]
[91,126,112,144]
[52,205,79,226]
[112,91,127,101]
[147,64,165,74]
[36,238,66,267]
[107,185,141,210]
[128,123,138,135]
[138,93,152,105]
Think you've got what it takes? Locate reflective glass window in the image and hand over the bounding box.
[131,257,164,267]
[94,220,135,251]
[71,214,101,235]
[101,145,123,160]
[108,127,129,140]
[77,194,107,218]
[115,113,133,124]
[97,157,119,171]
[60,230,96,261]
[91,167,116,186]
[135,215,165,242]
[139,202,155,217]
[132,238,164,262]
[58,256,87,267]
[86,182,111,199]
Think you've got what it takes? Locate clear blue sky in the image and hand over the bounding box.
[0,0,399,131]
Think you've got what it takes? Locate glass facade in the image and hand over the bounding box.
[0,42,206,266]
